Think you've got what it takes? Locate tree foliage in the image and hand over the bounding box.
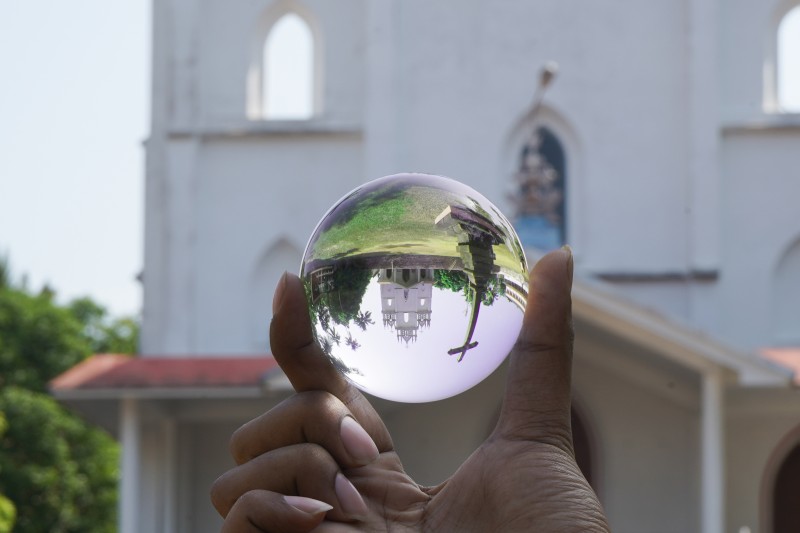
[0,257,136,532]
[0,493,14,533]
[0,413,15,533]
[433,269,469,293]
[0,387,118,533]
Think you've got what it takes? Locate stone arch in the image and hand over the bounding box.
[248,237,302,352]
[761,423,800,532]
[502,104,584,254]
[772,236,800,344]
[247,1,324,119]
[763,0,800,112]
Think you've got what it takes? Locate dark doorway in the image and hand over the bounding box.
[773,442,800,532]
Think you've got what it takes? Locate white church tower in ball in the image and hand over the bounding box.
[378,268,434,343]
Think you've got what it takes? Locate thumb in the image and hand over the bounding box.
[495,246,574,447]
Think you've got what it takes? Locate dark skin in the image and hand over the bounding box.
[211,248,611,532]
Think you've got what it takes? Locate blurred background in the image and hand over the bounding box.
[1,1,800,532]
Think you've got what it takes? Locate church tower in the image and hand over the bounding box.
[378,268,434,343]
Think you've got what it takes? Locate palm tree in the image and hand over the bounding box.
[345,333,360,351]
[354,310,374,331]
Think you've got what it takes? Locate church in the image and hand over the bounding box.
[51,1,800,532]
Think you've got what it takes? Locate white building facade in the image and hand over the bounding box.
[53,1,800,532]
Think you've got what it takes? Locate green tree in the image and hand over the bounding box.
[327,266,373,326]
[0,257,135,532]
[69,297,139,355]
[0,494,14,533]
[0,387,118,533]
[433,269,469,294]
[0,283,89,391]
[0,413,16,533]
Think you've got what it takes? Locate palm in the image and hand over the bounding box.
[345,438,602,532]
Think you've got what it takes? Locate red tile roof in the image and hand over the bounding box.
[760,348,800,386]
[49,354,279,391]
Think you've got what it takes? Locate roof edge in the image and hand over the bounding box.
[571,276,794,387]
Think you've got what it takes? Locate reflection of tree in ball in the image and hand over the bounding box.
[301,173,529,403]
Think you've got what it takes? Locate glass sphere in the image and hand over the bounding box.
[300,173,529,403]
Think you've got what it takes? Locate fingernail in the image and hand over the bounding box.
[335,473,368,519]
[273,272,288,314]
[561,245,574,287]
[284,495,333,515]
[340,416,379,465]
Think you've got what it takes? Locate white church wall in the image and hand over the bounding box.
[573,344,701,533]
[718,131,800,350]
[192,0,365,126]
[188,136,364,353]
[720,0,799,119]
[142,138,203,354]
[362,0,692,277]
[720,0,774,120]
[176,421,239,533]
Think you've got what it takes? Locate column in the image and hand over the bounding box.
[701,370,725,533]
[119,398,140,533]
[161,418,177,533]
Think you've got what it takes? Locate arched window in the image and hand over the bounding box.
[249,238,301,352]
[510,126,567,251]
[766,4,800,113]
[777,6,800,112]
[263,14,313,119]
[247,7,320,120]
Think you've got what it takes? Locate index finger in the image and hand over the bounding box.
[270,272,394,452]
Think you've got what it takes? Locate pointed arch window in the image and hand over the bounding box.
[772,237,800,344]
[777,6,800,112]
[510,126,567,251]
[248,9,320,120]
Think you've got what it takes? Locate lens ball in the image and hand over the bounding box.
[300,173,529,402]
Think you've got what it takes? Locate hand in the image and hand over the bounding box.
[211,248,610,532]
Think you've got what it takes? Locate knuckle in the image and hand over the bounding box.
[228,423,251,464]
[300,441,335,466]
[209,473,234,517]
[236,489,263,509]
[512,325,574,357]
[298,389,342,414]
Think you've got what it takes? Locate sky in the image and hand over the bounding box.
[0,1,150,316]
[321,281,522,403]
[0,3,797,318]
